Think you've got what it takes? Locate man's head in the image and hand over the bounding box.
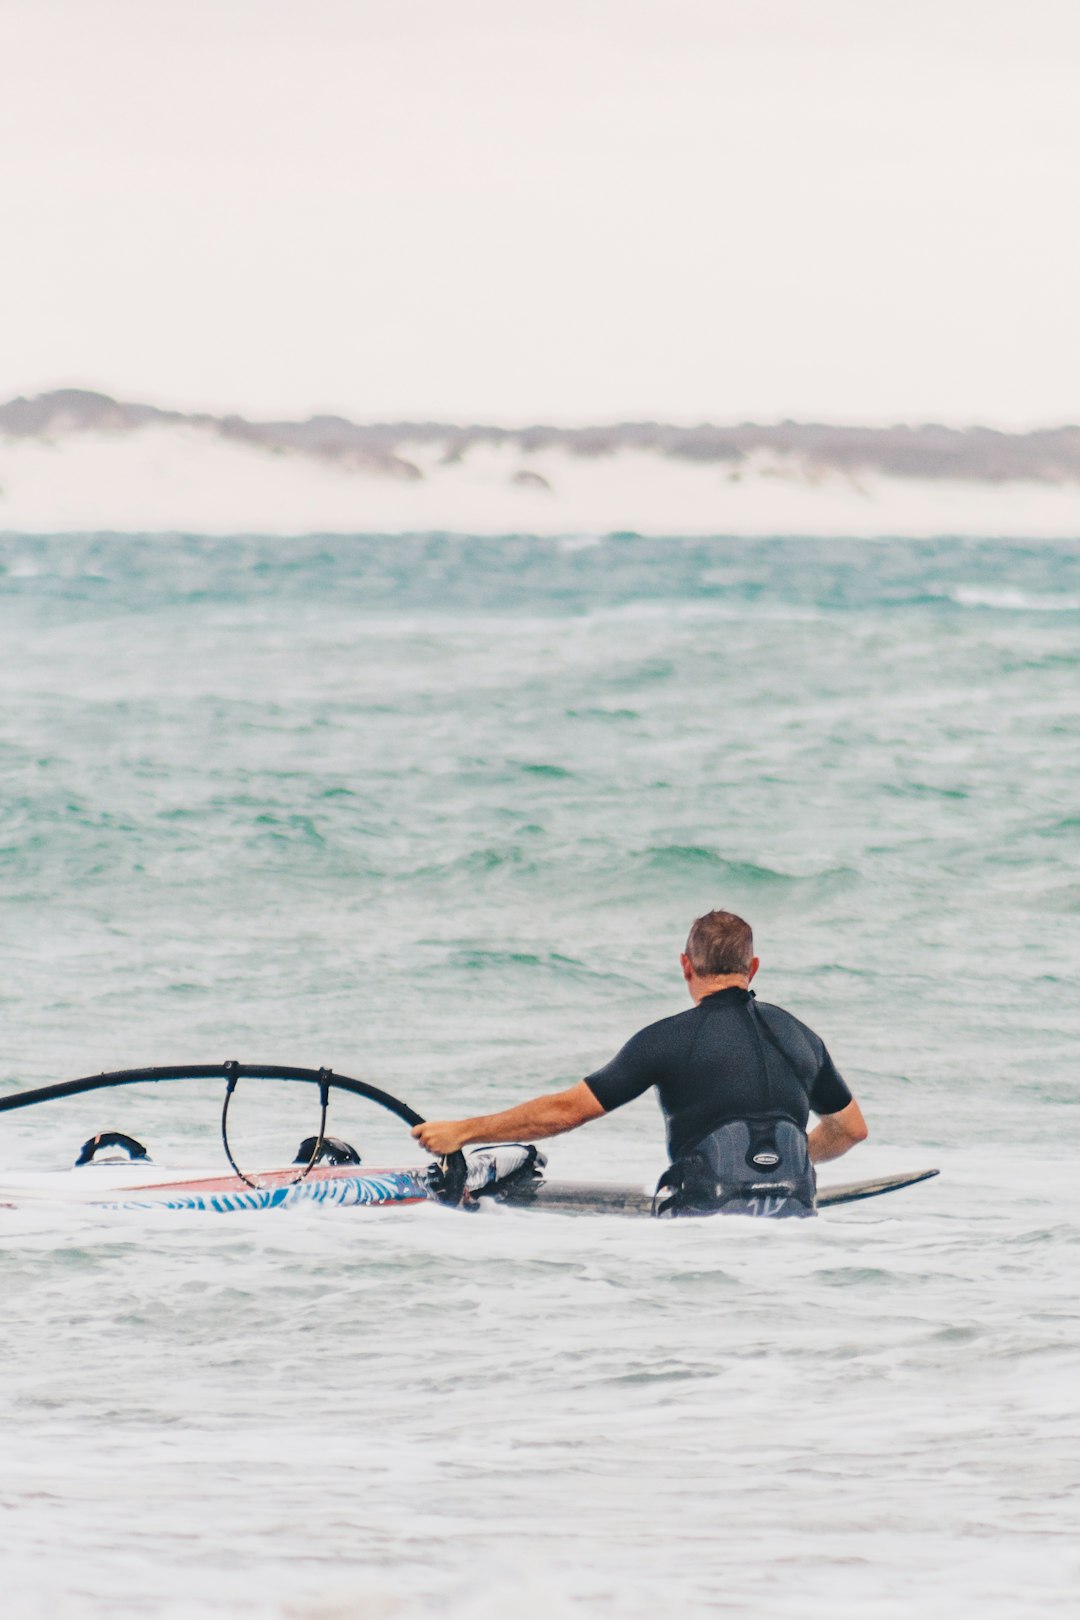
[680,909,759,1001]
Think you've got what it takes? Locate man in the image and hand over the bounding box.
[414,909,867,1216]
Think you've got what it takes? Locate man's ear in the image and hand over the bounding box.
[747,956,761,983]
[680,952,694,984]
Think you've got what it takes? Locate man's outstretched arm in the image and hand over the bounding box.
[808,1099,868,1164]
[412,1081,606,1157]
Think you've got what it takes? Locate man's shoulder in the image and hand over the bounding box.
[624,1005,698,1047]
[754,998,827,1049]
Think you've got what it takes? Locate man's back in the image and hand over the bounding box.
[585,985,852,1158]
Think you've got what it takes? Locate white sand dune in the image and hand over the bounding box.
[2,420,1079,538]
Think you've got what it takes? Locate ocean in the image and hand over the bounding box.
[1,530,1079,1619]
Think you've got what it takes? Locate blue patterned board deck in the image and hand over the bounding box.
[101,1168,432,1214]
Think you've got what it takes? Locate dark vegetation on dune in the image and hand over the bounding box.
[3,389,1079,485]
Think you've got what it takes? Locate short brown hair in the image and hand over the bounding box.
[685,910,754,977]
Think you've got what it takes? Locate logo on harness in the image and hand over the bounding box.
[751,1150,780,1168]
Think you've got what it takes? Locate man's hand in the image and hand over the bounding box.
[412,1119,471,1156]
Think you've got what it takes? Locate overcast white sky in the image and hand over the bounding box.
[2,0,1077,425]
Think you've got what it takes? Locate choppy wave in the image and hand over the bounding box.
[643,847,811,882]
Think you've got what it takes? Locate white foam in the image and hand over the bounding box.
[948,585,1080,611]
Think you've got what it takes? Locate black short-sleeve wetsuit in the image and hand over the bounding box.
[583,986,852,1160]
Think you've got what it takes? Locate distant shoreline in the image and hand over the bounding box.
[5,389,1080,481]
[3,390,1080,538]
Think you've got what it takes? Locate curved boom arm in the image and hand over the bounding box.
[0,1062,425,1130]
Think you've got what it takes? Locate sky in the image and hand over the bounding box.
[2,0,1078,426]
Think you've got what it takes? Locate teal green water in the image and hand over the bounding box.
[3,534,1078,1137]
[1,532,1079,1619]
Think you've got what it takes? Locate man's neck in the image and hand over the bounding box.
[689,973,749,1005]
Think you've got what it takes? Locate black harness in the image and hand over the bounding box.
[654,1116,817,1218]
